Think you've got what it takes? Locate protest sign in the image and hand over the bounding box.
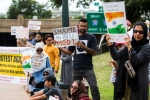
[11,26,23,35]
[0,53,26,85]
[16,27,29,39]
[28,20,41,30]
[21,50,33,74]
[0,47,31,54]
[0,47,32,85]
[103,1,127,42]
[53,26,79,47]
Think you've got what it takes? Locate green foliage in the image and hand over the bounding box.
[0,15,7,19]
[74,16,84,19]
[7,0,52,19]
[125,0,150,23]
[48,0,95,8]
[49,0,150,23]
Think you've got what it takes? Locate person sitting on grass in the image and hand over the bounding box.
[29,75,63,100]
[27,68,54,96]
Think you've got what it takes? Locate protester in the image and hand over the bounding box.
[109,43,125,84]
[27,68,53,96]
[29,75,63,100]
[58,18,100,100]
[28,32,35,45]
[106,22,150,100]
[60,47,73,99]
[17,31,44,47]
[26,43,51,91]
[71,80,90,100]
[44,34,60,74]
[54,80,90,100]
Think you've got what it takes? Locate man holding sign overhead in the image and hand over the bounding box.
[57,18,100,100]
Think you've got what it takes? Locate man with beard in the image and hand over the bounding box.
[58,18,100,100]
[17,31,45,47]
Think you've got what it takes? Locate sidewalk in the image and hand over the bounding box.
[0,82,29,100]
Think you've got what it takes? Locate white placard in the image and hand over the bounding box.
[53,26,79,47]
[22,50,33,74]
[0,47,33,85]
[0,75,26,85]
[28,21,41,30]
[11,26,23,35]
[49,96,58,100]
[0,47,32,54]
[16,27,29,39]
[103,1,127,42]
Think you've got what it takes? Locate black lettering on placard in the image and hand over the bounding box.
[9,70,14,73]
[0,69,9,73]
[8,64,16,68]
[17,65,22,68]
[0,55,13,62]
[13,56,21,63]
[15,71,25,74]
[0,64,7,67]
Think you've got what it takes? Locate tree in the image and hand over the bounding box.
[125,0,150,23]
[49,0,150,23]
[0,15,7,19]
[7,0,52,19]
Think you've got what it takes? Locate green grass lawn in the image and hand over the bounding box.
[56,52,150,100]
[92,52,113,100]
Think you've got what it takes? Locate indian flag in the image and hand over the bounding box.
[105,12,126,34]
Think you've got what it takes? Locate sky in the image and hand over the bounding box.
[0,0,102,14]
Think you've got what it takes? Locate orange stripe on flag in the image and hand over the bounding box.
[105,12,124,22]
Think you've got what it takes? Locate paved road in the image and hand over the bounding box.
[0,82,29,100]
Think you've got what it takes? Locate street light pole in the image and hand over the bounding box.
[62,0,69,27]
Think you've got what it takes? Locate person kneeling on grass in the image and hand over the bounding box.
[27,68,54,96]
[29,75,63,100]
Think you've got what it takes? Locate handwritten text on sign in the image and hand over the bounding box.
[11,26,18,35]
[53,26,79,47]
[11,26,23,35]
[103,1,127,42]
[16,27,29,39]
[28,21,41,30]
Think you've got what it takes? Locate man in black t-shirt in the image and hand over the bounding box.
[58,18,100,100]
[29,75,62,100]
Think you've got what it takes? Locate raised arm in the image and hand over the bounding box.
[58,47,73,55]
[108,44,127,60]
[17,40,26,47]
